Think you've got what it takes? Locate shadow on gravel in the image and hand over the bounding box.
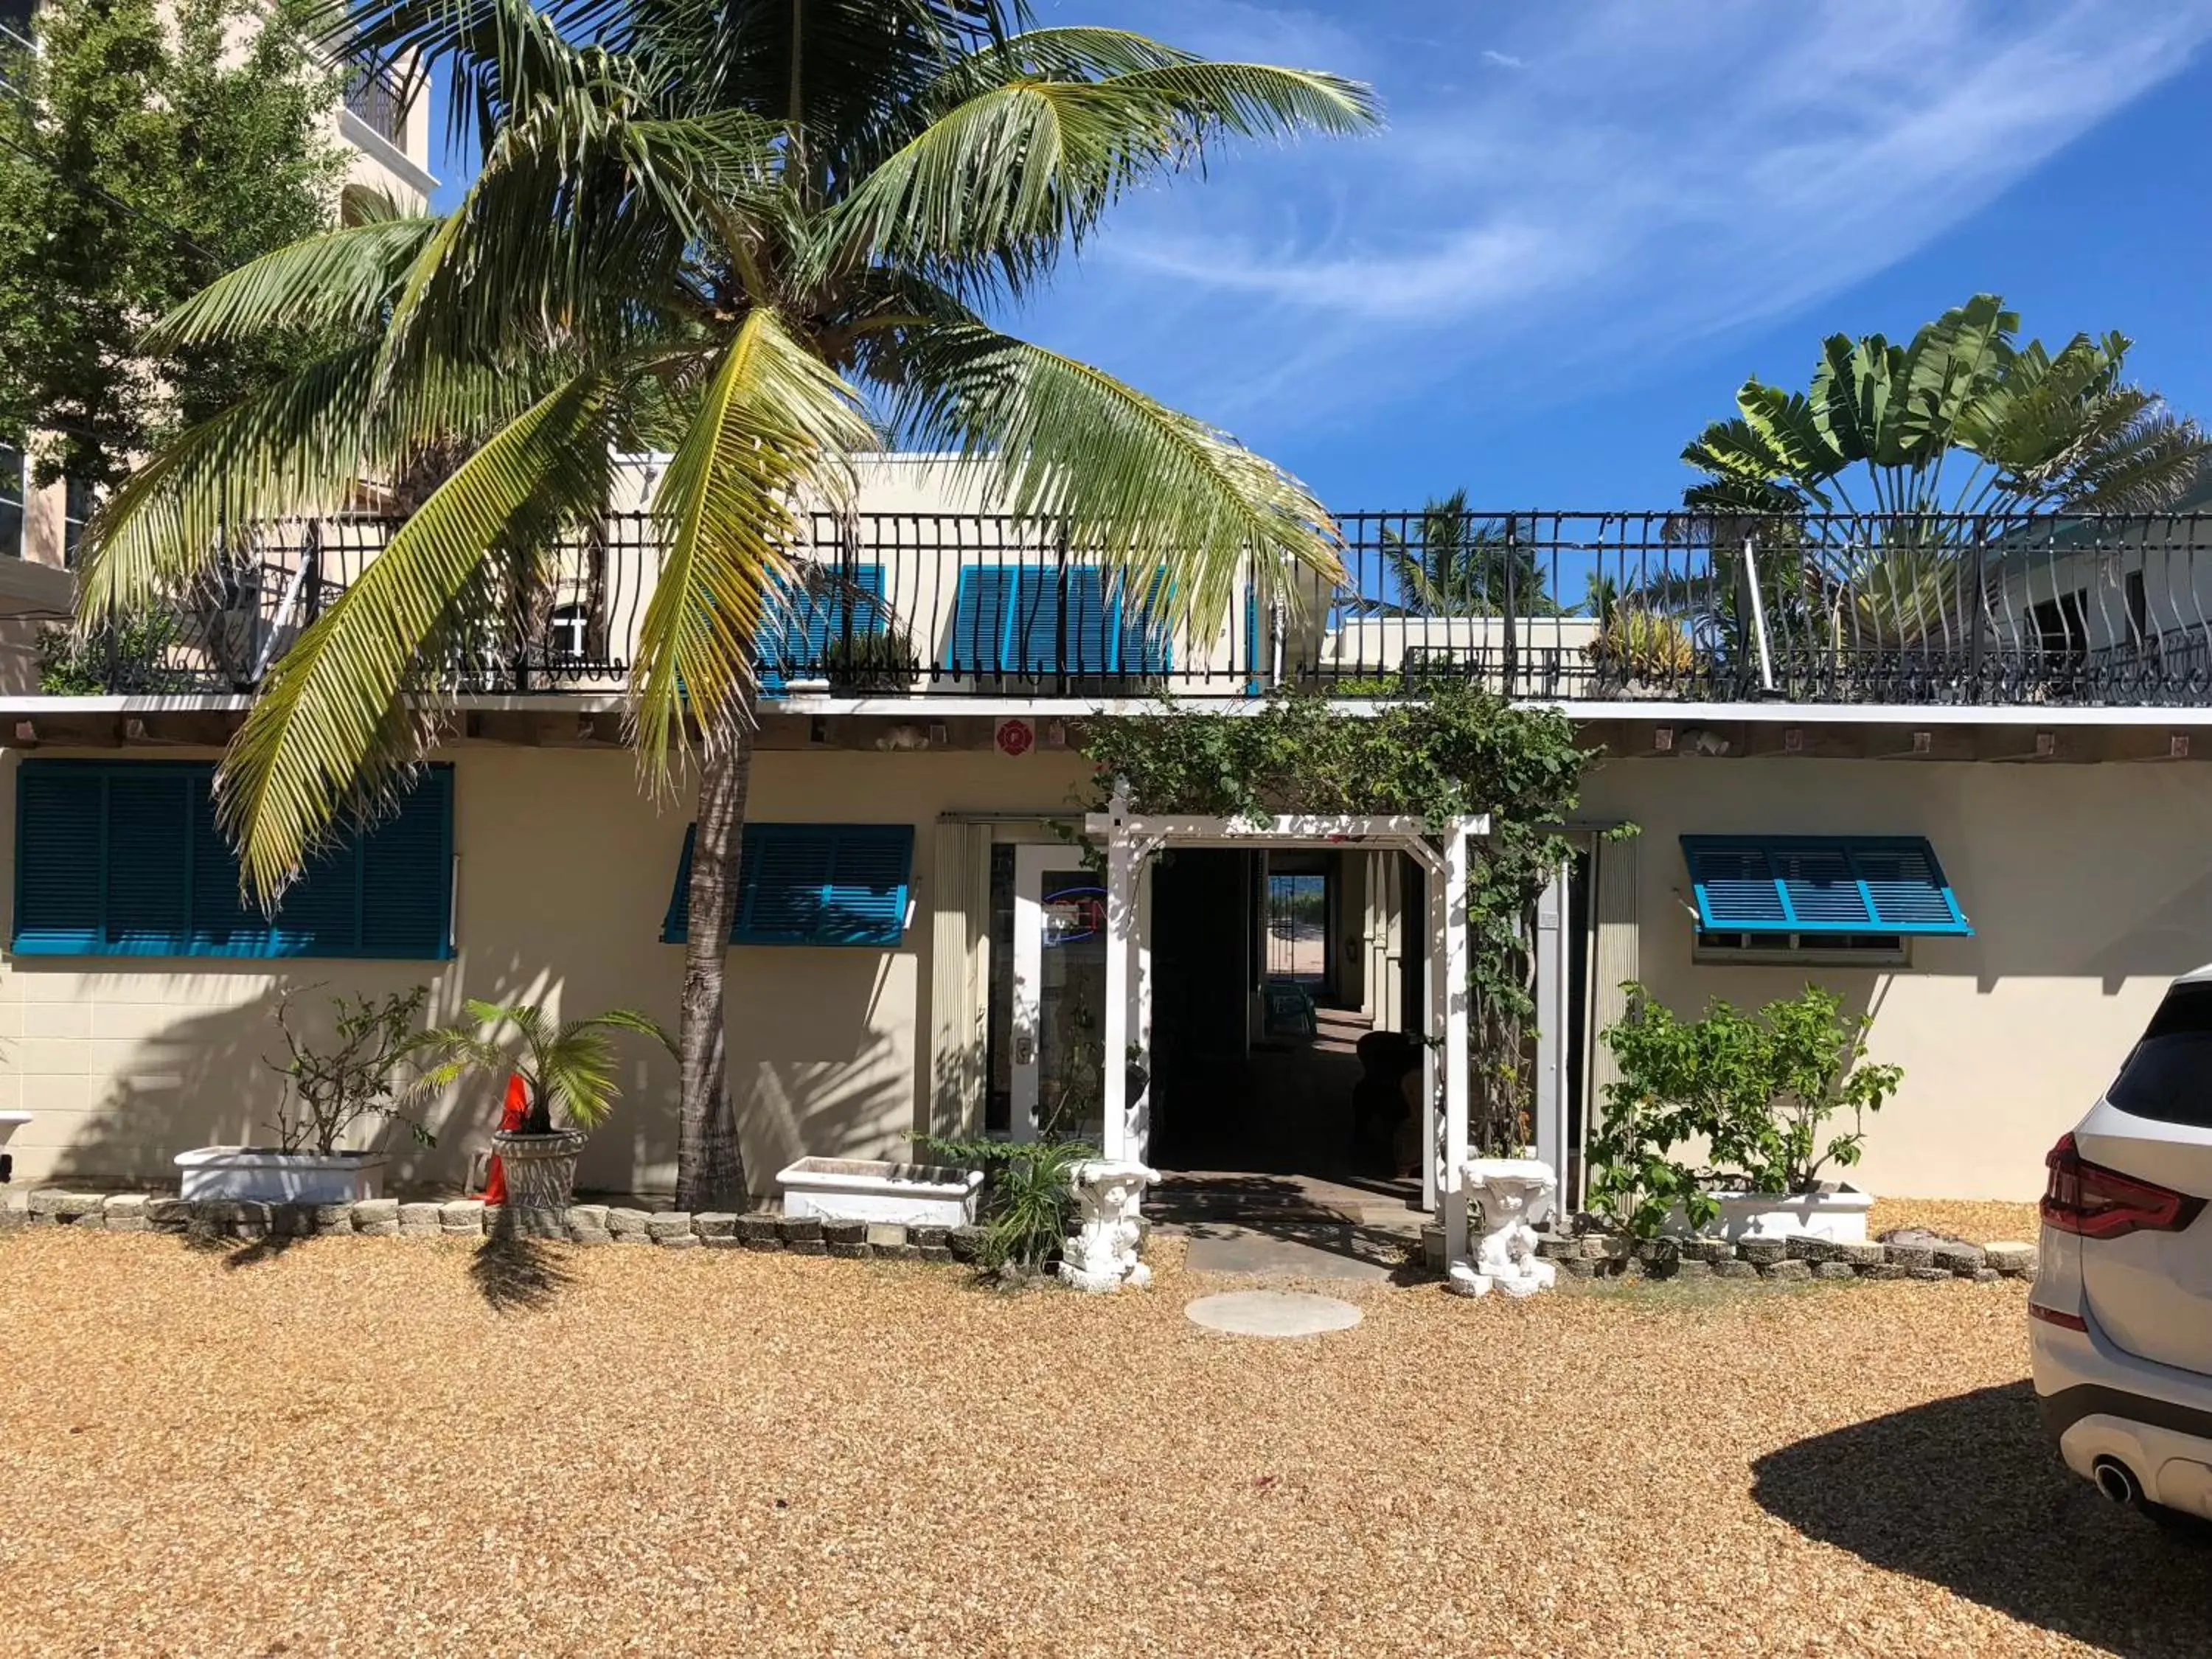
[469,1219,576,1313]
[1753,1382,2212,1657]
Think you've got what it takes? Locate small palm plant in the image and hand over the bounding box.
[419,1000,676,1135]
[417,999,676,1233]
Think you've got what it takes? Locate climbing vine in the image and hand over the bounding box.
[1080,686,1620,1155]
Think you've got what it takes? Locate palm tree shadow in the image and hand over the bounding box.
[469,1211,576,1312]
[1751,1382,2212,1655]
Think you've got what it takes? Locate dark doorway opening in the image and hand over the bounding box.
[1147,846,1423,1226]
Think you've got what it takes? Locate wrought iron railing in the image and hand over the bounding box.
[343,61,409,147]
[79,509,2212,706]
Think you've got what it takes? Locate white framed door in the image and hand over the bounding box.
[1010,845,1111,1144]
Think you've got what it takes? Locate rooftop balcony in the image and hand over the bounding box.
[74,509,2212,710]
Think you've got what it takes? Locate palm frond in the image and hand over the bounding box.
[889,321,1342,633]
[145,218,442,352]
[216,369,617,902]
[630,305,877,775]
[822,58,1374,297]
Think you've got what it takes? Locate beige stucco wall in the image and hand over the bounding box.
[1581,755,2212,1204]
[0,741,1091,1195]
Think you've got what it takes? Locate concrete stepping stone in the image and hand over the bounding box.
[1185,1290,1363,1338]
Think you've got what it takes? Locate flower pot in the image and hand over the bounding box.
[174,1147,386,1203]
[1703,1183,1874,1243]
[492,1129,589,1238]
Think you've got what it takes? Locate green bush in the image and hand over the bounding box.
[917,1134,1096,1278]
[1587,984,1902,1237]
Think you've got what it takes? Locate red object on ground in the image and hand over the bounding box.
[481,1073,530,1204]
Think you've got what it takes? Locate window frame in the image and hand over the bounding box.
[1692,929,1910,968]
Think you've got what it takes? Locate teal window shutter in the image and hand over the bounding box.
[945,566,1019,673]
[661,822,914,947]
[13,760,454,959]
[946,564,1173,675]
[755,564,886,695]
[1681,835,1972,937]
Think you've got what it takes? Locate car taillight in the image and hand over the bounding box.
[2042,1133,2208,1240]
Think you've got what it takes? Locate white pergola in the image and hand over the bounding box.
[1081,792,1491,1265]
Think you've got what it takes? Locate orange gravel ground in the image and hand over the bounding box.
[2,1222,2206,1658]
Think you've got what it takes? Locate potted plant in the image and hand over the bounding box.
[418,999,675,1237]
[823,626,921,694]
[1703,985,1899,1241]
[175,986,437,1202]
[1588,985,1899,1242]
[1584,605,1700,698]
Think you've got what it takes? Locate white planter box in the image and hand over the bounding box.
[1705,1183,1874,1243]
[776,1157,983,1227]
[174,1147,387,1203]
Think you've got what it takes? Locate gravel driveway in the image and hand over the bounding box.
[2,1222,2207,1658]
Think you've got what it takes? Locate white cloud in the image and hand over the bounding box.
[1025,0,2212,428]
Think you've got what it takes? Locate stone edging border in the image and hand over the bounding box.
[1548,1231,2031,1281]
[4,1190,990,1263]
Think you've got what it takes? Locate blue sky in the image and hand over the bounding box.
[434,0,2212,510]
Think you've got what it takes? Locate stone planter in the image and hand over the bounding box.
[173,1147,386,1203]
[1704,1183,1874,1243]
[492,1129,589,1238]
[777,1157,984,1227]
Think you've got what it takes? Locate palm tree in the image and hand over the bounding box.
[1364,489,1557,616]
[1680,293,2212,655]
[71,1,1374,1208]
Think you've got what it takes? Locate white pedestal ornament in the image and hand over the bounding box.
[1060,1159,1158,1293]
[1448,1157,1559,1298]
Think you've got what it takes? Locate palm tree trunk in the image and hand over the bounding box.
[675,706,754,1211]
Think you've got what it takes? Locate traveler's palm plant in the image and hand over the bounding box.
[417,999,676,1135]
[1680,293,2212,650]
[70,0,1372,1206]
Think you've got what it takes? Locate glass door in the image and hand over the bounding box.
[1011,845,1109,1144]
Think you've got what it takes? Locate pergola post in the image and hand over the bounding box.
[1101,795,1134,1165]
[1441,821,1472,1268]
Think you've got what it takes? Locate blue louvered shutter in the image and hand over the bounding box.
[1051,566,1112,673]
[102,771,194,953]
[13,759,452,959]
[815,825,914,944]
[1770,842,1872,928]
[1117,568,1175,675]
[661,822,913,946]
[1847,839,1969,932]
[15,767,107,953]
[946,567,1018,674]
[1681,835,1970,936]
[358,765,454,957]
[757,566,886,694]
[1683,841,1788,929]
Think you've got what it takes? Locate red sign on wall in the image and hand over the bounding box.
[995,718,1035,757]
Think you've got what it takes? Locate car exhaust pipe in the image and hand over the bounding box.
[2093,1456,2142,1507]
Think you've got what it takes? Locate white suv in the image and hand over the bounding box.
[2031,970,2212,1529]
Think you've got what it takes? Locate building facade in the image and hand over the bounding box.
[1,470,2206,1208]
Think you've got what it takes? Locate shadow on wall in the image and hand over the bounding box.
[44,952,603,1191]
[40,943,915,1199]
[1752,1382,2212,1654]
[701,950,908,1198]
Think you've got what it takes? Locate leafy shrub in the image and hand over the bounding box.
[918,1134,1097,1277]
[264,984,439,1156]
[1587,984,1902,1237]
